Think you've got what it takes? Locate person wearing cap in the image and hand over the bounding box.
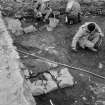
[65,0,81,24]
[35,0,52,22]
[71,22,104,52]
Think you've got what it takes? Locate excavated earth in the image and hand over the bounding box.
[13,15,105,105]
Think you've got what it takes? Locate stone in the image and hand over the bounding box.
[0,12,36,105]
[90,83,105,105]
[95,100,105,105]
[98,62,103,69]
[44,80,58,93]
[57,68,74,88]
[23,25,37,34]
[46,62,58,68]
[16,0,23,2]
[82,97,87,101]
[5,17,23,36]
[82,0,92,3]
[30,81,46,96]
[30,67,74,96]
[30,73,58,96]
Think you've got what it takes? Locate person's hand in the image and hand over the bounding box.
[90,48,97,52]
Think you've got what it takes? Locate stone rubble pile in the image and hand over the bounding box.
[26,68,74,96]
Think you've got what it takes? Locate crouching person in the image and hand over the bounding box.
[35,0,52,22]
[71,22,104,52]
[65,0,81,25]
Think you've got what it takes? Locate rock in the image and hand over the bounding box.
[16,0,23,2]
[24,69,30,77]
[5,17,23,36]
[90,83,105,105]
[95,100,105,105]
[57,68,74,88]
[46,62,58,68]
[30,80,46,95]
[0,13,36,105]
[82,97,87,101]
[30,73,58,96]
[23,25,37,34]
[98,62,103,69]
[44,46,59,55]
[29,67,74,96]
[44,80,58,93]
[82,0,92,3]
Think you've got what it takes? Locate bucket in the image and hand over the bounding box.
[49,18,59,28]
[47,18,59,31]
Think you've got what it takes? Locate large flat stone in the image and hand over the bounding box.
[29,67,74,96]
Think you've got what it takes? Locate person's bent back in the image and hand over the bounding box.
[71,22,104,52]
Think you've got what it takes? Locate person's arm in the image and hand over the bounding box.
[95,23,104,37]
[71,27,84,50]
[91,33,100,44]
[44,8,52,20]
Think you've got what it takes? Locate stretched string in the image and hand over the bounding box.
[17,49,105,81]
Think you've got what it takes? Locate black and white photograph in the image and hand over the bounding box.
[0,0,105,105]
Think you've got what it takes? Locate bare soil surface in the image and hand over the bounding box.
[14,15,105,105]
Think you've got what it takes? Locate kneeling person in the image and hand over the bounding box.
[35,0,52,22]
[71,22,104,51]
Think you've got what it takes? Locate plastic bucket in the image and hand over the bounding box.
[49,18,59,28]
